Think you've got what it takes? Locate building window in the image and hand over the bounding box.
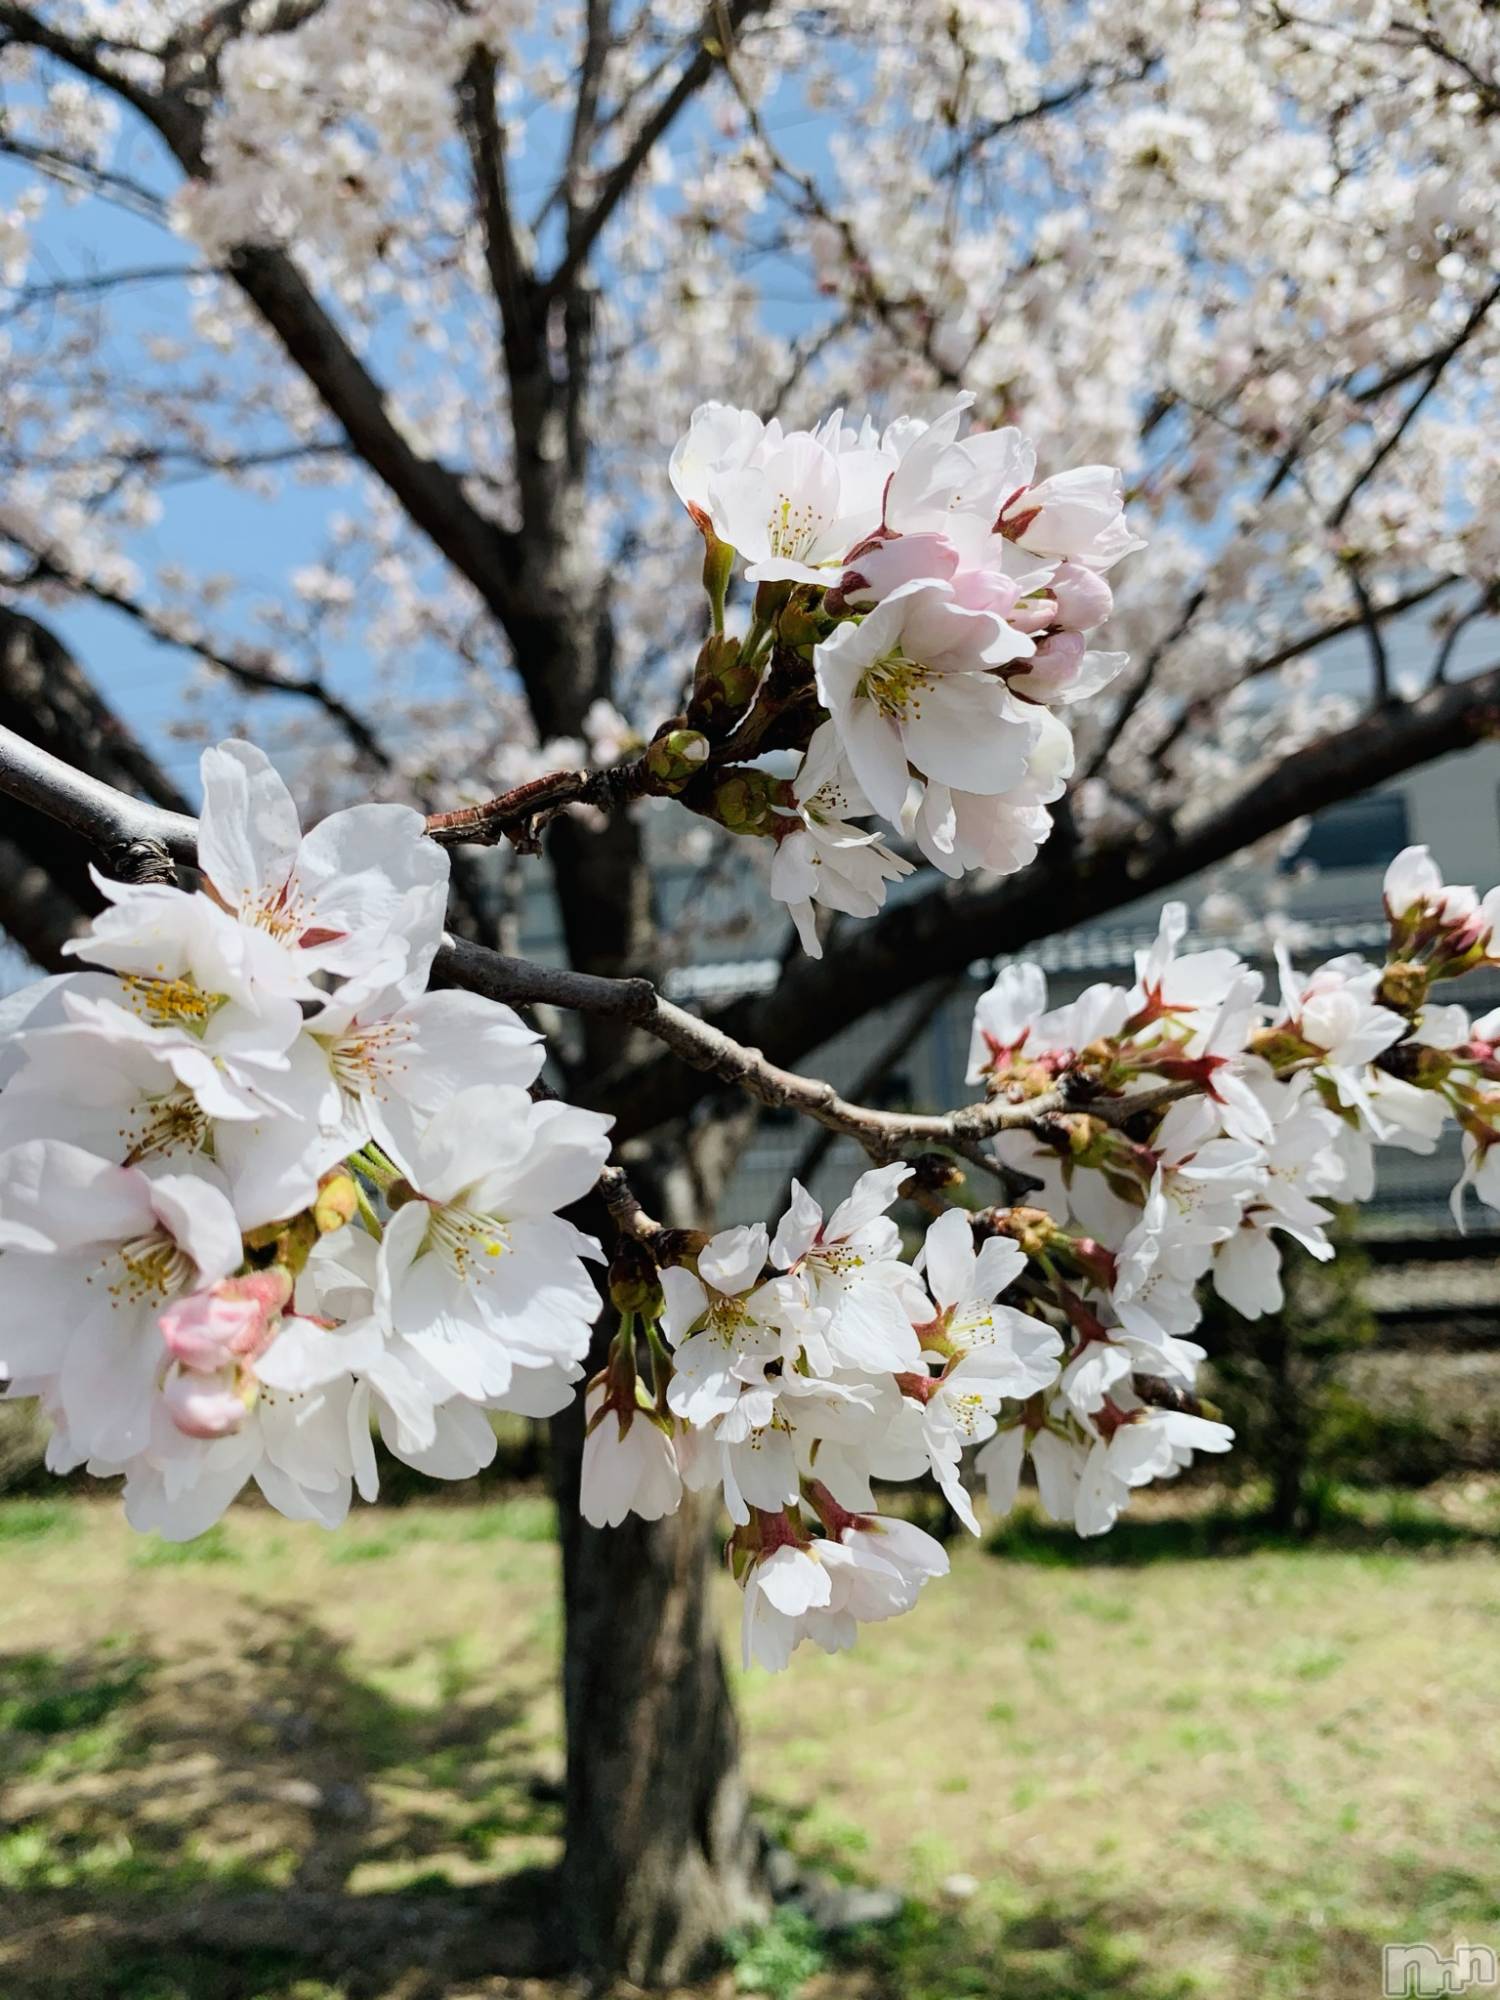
[1280,792,1410,873]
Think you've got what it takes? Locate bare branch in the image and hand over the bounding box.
[425,760,650,848]
[1353,276,1500,403]
[0,135,169,221]
[1242,577,1460,683]
[539,0,768,310]
[773,975,962,1216]
[1326,277,1500,529]
[457,46,539,382]
[0,720,198,877]
[433,941,1195,1175]
[563,0,615,221]
[716,28,963,388]
[1341,556,1392,705]
[1428,589,1498,690]
[1146,575,1463,776]
[0,262,212,314]
[0,609,196,950]
[938,49,1161,175]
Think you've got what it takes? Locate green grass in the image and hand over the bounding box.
[0,1484,1494,1999]
[130,1523,238,1567]
[0,1500,79,1544]
[727,1910,827,1998]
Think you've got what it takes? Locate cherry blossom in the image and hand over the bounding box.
[677,409,892,586]
[770,1164,926,1373]
[768,722,913,959]
[0,1142,241,1462]
[195,742,448,989]
[814,579,1039,820]
[375,1085,610,1404]
[2,286,1499,1673]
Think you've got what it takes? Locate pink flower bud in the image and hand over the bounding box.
[1048,561,1114,631]
[1035,629,1086,669]
[159,1291,262,1372]
[162,1365,252,1440]
[158,1269,290,1371]
[948,566,1021,619]
[1011,630,1087,700]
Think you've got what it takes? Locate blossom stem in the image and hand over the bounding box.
[348,1143,400,1192]
[643,1316,675,1414]
[353,1181,384,1243]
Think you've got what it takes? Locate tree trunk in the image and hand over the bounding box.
[547,1114,767,1984]
[549,1420,766,1983]
[513,531,763,1978]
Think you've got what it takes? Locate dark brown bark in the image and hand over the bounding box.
[550,1381,764,1982]
[544,1116,768,1983]
[1264,1316,1311,1537]
[532,591,757,1980]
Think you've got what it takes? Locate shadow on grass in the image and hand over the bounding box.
[0,1608,1471,2000]
[983,1491,1499,1568]
[0,1622,1337,2000]
[0,1610,568,2000]
[2,1507,1488,2000]
[827,1898,1207,2000]
[720,1896,1215,2000]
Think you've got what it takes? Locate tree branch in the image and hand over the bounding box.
[424,760,651,848]
[1341,557,1392,705]
[0,610,197,951]
[440,940,1151,1183]
[540,0,768,310]
[603,656,1500,1138]
[1147,575,1463,775]
[457,46,539,388]
[773,974,961,1216]
[0,134,169,222]
[938,49,1162,175]
[0,725,1191,1171]
[0,529,396,772]
[1326,275,1500,530]
[1428,589,1498,690]
[0,719,198,879]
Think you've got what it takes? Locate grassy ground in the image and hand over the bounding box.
[0,1483,1496,2000]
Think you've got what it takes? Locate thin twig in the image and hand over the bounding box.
[772,975,962,1216]
[539,0,769,309]
[424,760,649,847]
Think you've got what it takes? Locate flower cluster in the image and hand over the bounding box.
[669,396,1139,957]
[0,743,610,1538]
[581,844,1500,1669]
[3,726,1497,1674]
